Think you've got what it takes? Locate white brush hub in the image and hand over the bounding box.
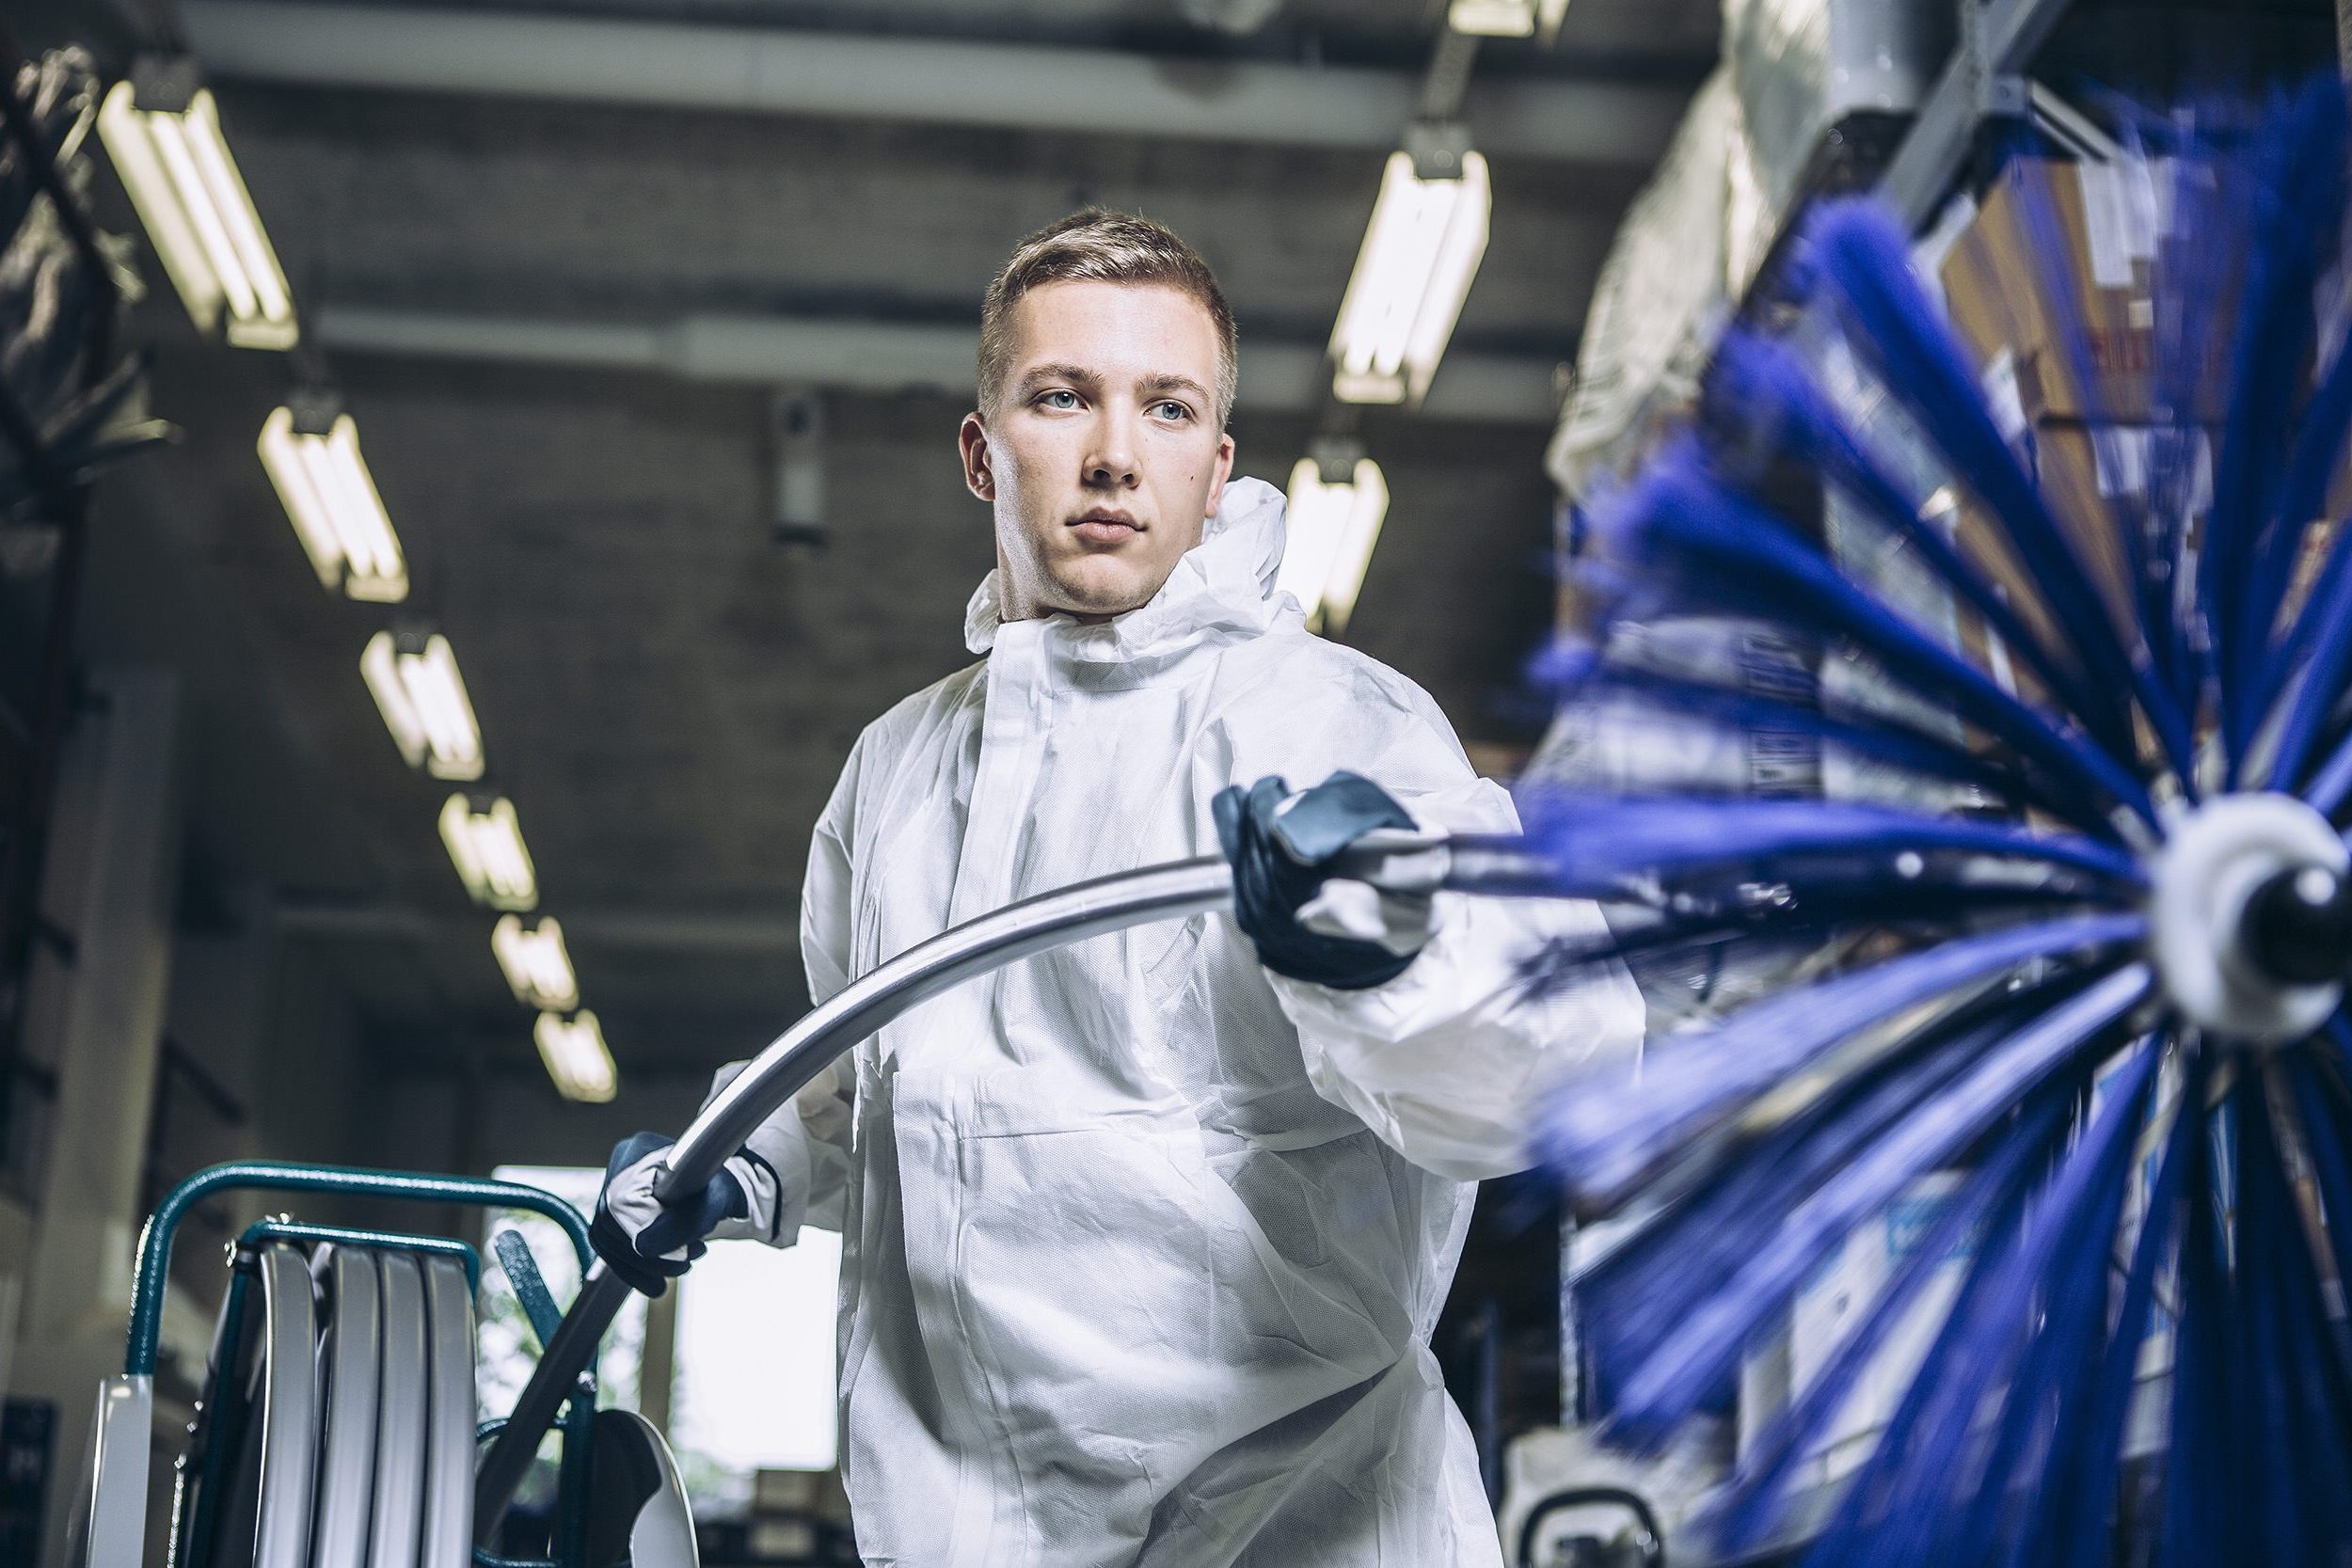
[2149,792,2348,1045]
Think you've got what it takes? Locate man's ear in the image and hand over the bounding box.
[959,412,996,502]
[1203,431,1236,521]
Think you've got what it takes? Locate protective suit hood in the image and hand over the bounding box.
[962,475,1299,661]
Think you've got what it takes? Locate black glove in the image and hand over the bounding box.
[590,1131,749,1297]
[1213,771,1421,990]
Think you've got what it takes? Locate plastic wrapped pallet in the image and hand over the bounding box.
[1544,69,1740,503]
[1722,0,1948,247]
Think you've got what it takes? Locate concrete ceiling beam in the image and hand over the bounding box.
[181,0,1686,165]
[310,303,1565,424]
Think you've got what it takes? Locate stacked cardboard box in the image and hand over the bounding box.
[1939,153,2346,702]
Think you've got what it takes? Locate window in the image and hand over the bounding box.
[671,1226,842,1472]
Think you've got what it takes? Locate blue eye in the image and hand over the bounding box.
[1039,389,1079,410]
[1152,401,1190,421]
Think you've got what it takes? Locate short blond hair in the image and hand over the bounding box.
[977,208,1239,426]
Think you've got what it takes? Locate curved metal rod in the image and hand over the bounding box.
[657,828,1549,1194]
[479,829,1553,1533]
[483,851,1232,1534]
[658,854,1234,1193]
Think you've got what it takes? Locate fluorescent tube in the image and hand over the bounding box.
[1448,0,1571,39]
[1279,456,1390,636]
[260,405,407,601]
[534,1009,616,1103]
[1329,149,1491,406]
[97,73,298,350]
[440,793,537,911]
[361,631,484,781]
[494,914,580,1011]
[360,631,428,769]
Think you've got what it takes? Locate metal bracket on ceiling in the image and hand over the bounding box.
[769,387,827,552]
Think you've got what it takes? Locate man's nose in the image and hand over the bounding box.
[1084,411,1140,489]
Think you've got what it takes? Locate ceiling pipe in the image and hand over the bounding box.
[179,0,1687,165]
[310,303,1565,424]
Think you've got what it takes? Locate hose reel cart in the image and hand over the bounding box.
[70,1163,696,1568]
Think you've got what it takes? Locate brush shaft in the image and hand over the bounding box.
[2241,864,2352,985]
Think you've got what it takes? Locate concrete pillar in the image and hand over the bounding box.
[9,669,181,1568]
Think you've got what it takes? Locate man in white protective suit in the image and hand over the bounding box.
[593,210,1644,1567]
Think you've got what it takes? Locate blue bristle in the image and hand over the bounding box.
[1592,967,2150,1461]
[1708,1080,2077,1557]
[1597,450,2161,824]
[1579,989,2058,1408]
[2162,1092,2230,1566]
[1530,80,2352,1564]
[1527,634,2095,826]
[1538,916,2142,1217]
[2204,83,2351,751]
[2042,1050,2199,1568]
[2298,723,2352,815]
[1706,329,2131,754]
[1804,1035,2156,1568]
[2289,1053,2352,1271]
[1797,1029,2164,1568]
[1990,134,2180,724]
[1938,1043,2154,1568]
[2245,318,2352,679]
[1513,796,2140,900]
[1798,200,2198,782]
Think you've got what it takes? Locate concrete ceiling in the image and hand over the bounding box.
[49,0,1714,1084]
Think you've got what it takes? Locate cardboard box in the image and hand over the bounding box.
[1939,155,2228,426]
[1932,153,2349,771]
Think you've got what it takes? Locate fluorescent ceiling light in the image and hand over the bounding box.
[534,1009,616,1103]
[494,914,579,1011]
[1279,456,1390,637]
[440,793,538,911]
[1329,148,1491,405]
[259,405,407,601]
[362,630,485,780]
[1448,0,1571,39]
[96,71,298,350]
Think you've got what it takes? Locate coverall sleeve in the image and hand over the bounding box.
[702,735,866,1246]
[1245,675,1647,1182]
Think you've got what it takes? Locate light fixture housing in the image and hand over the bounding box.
[1447,0,1571,40]
[440,792,538,911]
[1329,128,1491,407]
[363,629,485,781]
[260,394,407,601]
[1279,449,1390,637]
[96,58,298,349]
[534,1009,616,1103]
[494,914,580,1012]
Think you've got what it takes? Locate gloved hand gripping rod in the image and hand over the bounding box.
[475,829,1543,1536]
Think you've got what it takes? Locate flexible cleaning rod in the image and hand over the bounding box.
[475,828,1543,1535]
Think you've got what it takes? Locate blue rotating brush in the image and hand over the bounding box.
[1507,81,2352,1567]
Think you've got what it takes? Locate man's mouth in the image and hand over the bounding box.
[1069,509,1142,545]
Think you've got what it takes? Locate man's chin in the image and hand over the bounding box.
[1045,561,1168,620]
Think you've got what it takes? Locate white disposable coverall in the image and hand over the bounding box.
[751,477,1643,1567]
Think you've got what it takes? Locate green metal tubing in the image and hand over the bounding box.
[127,1161,594,1377]
[239,1220,484,1294]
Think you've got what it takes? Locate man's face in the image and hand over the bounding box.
[960,280,1236,623]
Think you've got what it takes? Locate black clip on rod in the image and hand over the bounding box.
[474,830,1545,1536]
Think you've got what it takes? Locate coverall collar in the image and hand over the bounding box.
[961,476,1301,665]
